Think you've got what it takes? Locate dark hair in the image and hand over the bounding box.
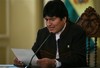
[43,0,68,20]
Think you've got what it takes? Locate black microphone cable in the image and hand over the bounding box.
[26,33,52,68]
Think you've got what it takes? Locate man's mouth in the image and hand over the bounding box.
[48,27,55,31]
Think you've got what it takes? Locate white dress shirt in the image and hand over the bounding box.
[55,23,66,67]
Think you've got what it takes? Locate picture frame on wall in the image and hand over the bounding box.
[0,0,9,38]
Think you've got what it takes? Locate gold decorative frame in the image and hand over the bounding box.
[0,0,9,38]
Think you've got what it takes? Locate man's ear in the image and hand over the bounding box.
[63,17,67,23]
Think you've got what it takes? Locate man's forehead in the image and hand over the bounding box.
[44,16,58,19]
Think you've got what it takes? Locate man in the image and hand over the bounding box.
[14,0,87,68]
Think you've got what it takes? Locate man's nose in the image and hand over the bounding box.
[47,20,52,26]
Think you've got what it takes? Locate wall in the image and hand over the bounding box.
[0,0,9,64]
[94,0,100,66]
[8,0,43,63]
[0,0,43,64]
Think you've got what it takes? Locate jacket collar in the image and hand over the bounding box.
[60,21,72,39]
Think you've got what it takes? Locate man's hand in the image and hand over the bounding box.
[37,58,56,68]
[14,58,25,67]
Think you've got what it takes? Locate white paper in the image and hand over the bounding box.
[11,48,38,66]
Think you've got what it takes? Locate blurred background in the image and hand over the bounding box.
[0,0,100,67]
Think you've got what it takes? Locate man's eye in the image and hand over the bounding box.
[45,19,48,21]
[51,18,55,21]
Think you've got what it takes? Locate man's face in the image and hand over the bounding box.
[44,16,65,33]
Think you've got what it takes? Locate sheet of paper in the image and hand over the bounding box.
[11,48,38,66]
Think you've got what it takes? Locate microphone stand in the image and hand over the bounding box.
[26,33,51,68]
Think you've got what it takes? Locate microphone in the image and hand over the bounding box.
[26,33,52,68]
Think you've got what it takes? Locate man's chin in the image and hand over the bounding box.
[49,31,56,34]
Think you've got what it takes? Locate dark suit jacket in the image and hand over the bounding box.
[32,22,87,68]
